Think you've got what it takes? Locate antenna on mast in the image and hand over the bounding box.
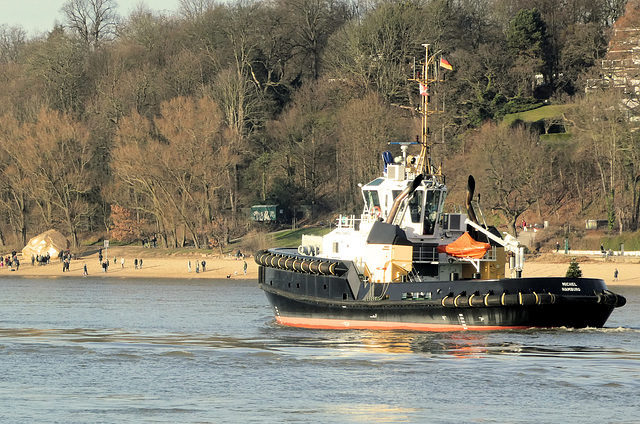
[408,43,443,180]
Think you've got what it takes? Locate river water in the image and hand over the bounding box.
[0,277,638,423]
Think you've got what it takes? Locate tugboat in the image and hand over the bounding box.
[255,44,625,331]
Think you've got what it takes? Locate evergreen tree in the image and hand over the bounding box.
[565,258,582,278]
[507,8,552,96]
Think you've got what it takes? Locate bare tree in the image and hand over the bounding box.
[336,92,411,211]
[111,109,169,245]
[153,96,226,247]
[62,0,119,48]
[179,0,216,20]
[0,25,27,64]
[27,29,89,115]
[564,90,634,230]
[16,109,97,247]
[208,2,267,217]
[0,113,32,246]
[113,97,227,248]
[278,0,350,80]
[323,1,440,104]
[472,122,547,237]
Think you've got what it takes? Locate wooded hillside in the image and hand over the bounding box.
[0,0,637,249]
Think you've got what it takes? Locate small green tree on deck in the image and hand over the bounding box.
[565,258,582,278]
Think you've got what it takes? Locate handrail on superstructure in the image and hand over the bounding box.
[464,218,524,273]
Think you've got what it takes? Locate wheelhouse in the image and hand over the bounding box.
[361,175,447,239]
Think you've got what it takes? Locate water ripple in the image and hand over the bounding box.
[3,326,639,362]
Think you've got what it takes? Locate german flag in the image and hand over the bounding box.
[440,57,453,70]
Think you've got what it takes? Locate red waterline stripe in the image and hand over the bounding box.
[276,316,527,332]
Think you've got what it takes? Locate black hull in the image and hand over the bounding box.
[257,251,625,331]
[261,285,617,331]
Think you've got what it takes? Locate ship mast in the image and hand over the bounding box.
[411,43,442,179]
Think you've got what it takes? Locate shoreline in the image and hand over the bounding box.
[2,246,258,280]
[523,253,640,286]
[2,248,638,286]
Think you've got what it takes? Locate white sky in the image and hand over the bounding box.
[0,0,183,36]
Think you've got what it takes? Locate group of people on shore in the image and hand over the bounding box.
[187,260,206,273]
[1,250,20,271]
[96,249,143,274]
[141,237,157,248]
[92,256,145,275]
[33,252,52,266]
[2,248,251,278]
[60,250,72,272]
[2,250,61,272]
[97,257,144,274]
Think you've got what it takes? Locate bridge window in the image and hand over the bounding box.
[363,190,380,211]
[408,191,423,223]
[424,190,442,235]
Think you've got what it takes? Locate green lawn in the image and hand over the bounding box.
[502,104,571,126]
[272,227,332,248]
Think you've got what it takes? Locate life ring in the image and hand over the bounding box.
[372,206,382,218]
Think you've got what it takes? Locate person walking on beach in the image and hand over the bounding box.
[195,261,200,273]
[614,268,619,282]
[83,264,88,276]
[201,260,206,272]
[134,258,138,269]
[243,260,247,275]
[121,257,125,268]
[139,258,143,268]
[188,260,192,273]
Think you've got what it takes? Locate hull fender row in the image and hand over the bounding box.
[596,290,626,307]
[441,290,625,308]
[255,250,349,277]
[442,291,557,308]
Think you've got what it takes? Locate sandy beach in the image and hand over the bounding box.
[2,246,258,280]
[2,248,637,286]
[523,253,640,286]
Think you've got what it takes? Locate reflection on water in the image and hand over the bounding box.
[327,404,423,423]
[3,322,640,359]
[0,327,281,355]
